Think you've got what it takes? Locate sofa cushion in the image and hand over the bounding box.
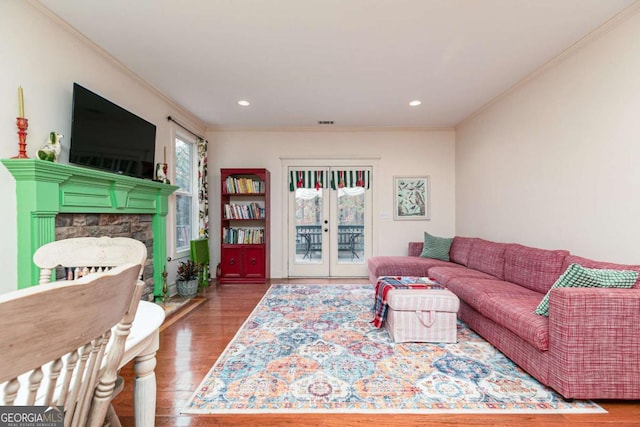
[420,232,453,261]
[428,266,497,286]
[535,263,639,316]
[449,237,476,266]
[446,277,549,350]
[466,239,508,279]
[367,256,455,282]
[483,293,550,351]
[445,277,539,316]
[503,244,569,294]
[561,255,640,288]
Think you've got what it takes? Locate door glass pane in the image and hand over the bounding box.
[295,188,323,264]
[337,187,365,264]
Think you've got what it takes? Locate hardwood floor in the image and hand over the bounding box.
[112,279,640,426]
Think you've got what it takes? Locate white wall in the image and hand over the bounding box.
[208,129,456,278]
[456,10,640,264]
[0,2,205,293]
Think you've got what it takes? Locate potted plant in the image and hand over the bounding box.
[176,260,199,297]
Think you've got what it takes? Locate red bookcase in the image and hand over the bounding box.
[219,168,270,283]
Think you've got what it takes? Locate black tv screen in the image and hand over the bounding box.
[70,83,156,180]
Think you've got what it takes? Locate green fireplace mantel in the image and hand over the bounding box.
[2,159,178,296]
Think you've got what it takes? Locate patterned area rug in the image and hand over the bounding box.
[183,284,604,414]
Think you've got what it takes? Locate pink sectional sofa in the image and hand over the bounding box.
[368,237,640,400]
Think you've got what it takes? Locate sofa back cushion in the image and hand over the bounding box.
[503,244,569,293]
[408,242,423,257]
[449,237,476,266]
[466,239,508,279]
[561,255,640,287]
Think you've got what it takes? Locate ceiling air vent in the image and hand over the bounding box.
[317,120,334,125]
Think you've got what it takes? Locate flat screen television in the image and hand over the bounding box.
[69,83,156,180]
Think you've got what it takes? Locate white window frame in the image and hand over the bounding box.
[172,131,199,259]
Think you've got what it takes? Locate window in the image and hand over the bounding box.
[175,134,198,255]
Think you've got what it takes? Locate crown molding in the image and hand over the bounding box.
[456,0,640,129]
[279,155,382,161]
[28,0,206,131]
[206,125,455,133]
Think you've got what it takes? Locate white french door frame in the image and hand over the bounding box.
[280,157,380,278]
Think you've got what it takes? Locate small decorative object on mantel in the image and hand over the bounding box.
[155,162,170,184]
[37,132,63,162]
[155,146,171,183]
[13,86,29,159]
[176,260,198,297]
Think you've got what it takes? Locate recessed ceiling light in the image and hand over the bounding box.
[238,100,250,106]
[409,100,422,106]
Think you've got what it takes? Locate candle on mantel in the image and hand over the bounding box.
[18,86,25,118]
[164,146,167,163]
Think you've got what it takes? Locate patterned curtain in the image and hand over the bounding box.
[197,138,209,237]
[289,170,327,191]
[330,170,371,190]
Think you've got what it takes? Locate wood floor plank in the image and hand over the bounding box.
[112,279,640,426]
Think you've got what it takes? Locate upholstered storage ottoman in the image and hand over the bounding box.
[385,288,460,343]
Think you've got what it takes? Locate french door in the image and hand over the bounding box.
[288,166,372,277]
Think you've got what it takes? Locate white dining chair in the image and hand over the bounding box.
[33,236,164,426]
[0,263,142,427]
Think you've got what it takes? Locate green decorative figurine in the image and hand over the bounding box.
[37,132,63,162]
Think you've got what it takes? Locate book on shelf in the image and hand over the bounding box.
[225,176,265,194]
[223,202,265,220]
[222,227,265,244]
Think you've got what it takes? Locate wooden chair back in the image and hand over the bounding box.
[33,236,147,284]
[0,263,143,427]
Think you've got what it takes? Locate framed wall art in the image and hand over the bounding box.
[393,176,430,220]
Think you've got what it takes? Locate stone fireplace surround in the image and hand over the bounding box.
[2,159,177,299]
[55,213,155,299]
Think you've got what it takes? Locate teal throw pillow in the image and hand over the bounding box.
[420,232,453,261]
[534,263,638,316]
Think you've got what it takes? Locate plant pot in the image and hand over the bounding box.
[176,279,198,298]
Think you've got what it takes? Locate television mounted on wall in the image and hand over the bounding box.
[69,83,156,180]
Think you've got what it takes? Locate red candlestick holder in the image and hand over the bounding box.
[13,117,29,159]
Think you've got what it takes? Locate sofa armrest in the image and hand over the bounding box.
[547,287,640,399]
